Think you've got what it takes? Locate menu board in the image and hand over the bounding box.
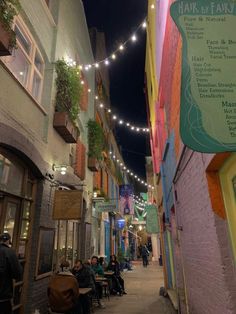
[170,0,236,152]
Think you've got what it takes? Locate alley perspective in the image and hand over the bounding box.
[2,0,236,313]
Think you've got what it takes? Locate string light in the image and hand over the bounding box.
[109,151,155,189]
[151,4,155,9]
[77,18,147,71]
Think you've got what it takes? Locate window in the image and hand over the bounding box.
[2,18,44,102]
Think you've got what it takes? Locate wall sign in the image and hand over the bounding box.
[53,190,82,220]
[146,205,159,234]
[170,0,236,152]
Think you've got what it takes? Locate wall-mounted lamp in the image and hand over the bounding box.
[93,191,98,198]
[52,164,68,175]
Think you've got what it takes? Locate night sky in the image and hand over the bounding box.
[83,0,149,181]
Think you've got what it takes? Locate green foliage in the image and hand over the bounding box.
[0,0,21,49]
[87,119,105,160]
[55,60,82,122]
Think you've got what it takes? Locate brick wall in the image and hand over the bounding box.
[25,180,56,314]
[174,150,236,314]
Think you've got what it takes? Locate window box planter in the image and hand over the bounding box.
[87,157,99,172]
[0,21,12,56]
[53,112,79,143]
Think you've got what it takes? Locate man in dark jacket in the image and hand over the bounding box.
[0,233,22,314]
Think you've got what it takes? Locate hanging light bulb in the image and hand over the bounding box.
[88,89,91,93]
[88,64,92,68]
[95,63,99,68]
[85,66,89,71]
[105,59,110,66]
[136,128,140,132]
[108,109,111,113]
[131,126,134,130]
[119,45,124,51]
[112,54,116,60]
[95,96,98,100]
[126,123,130,127]
[131,34,137,42]
[81,80,85,85]
[99,103,104,108]
[109,151,112,155]
[142,21,147,28]
[79,65,83,70]
[112,115,117,120]
[119,120,123,124]
[151,4,155,9]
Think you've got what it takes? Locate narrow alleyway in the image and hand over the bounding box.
[98,261,176,314]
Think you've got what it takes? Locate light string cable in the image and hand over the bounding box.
[78,18,147,70]
[109,151,155,189]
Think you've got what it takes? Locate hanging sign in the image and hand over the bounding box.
[170,0,236,152]
[119,185,134,215]
[53,190,82,220]
[95,201,118,212]
[146,205,159,234]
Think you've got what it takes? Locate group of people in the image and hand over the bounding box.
[48,255,127,314]
[0,231,128,314]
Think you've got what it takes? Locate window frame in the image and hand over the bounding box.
[2,16,45,103]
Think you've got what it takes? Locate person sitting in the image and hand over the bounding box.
[48,260,81,314]
[98,256,108,271]
[72,260,95,314]
[107,255,126,295]
[91,256,104,276]
[88,257,106,308]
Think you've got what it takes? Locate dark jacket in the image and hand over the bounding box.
[48,271,79,312]
[107,260,121,276]
[0,243,22,300]
[73,265,95,291]
[141,245,149,257]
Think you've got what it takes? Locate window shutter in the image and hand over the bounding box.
[75,140,86,180]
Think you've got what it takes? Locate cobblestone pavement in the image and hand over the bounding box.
[97,261,177,314]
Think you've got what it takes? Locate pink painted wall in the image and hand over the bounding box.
[174,150,236,314]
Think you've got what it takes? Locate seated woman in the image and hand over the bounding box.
[107,255,127,295]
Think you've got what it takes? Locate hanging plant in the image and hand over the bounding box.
[0,0,21,49]
[55,59,83,122]
[87,119,105,160]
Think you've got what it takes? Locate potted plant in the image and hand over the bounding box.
[53,60,82,143]
[87,119,105,171]
[0,0,21,56]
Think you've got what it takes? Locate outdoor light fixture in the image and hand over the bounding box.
[119,45,124,51]
[88,89,91,93]
[81,80,84,85]
[52,164,68,175]
[142,21,147,28]
[105,59,110,65]
[112,54,116,59]
[131,34,137,42]
[95,95,98,100]
[151,4,155,9]
[108,109,111,113]
[100,103,104,108]
[79,65,83,70]
[95,63,99,68]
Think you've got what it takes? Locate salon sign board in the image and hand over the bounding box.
[170,0,236,152]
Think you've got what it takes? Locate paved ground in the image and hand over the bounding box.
[97,261,177,314]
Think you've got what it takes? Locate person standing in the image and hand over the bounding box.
[0,233,22,314]
[141,244,149,267]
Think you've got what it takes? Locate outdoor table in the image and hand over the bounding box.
[79,287,92,295]
[95,277,108,282]
[104,271,114,276]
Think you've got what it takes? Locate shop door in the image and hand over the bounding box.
[0,196,24,314]
[219,154,236,263]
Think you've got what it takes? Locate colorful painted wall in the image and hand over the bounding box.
[147,0,236,313]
